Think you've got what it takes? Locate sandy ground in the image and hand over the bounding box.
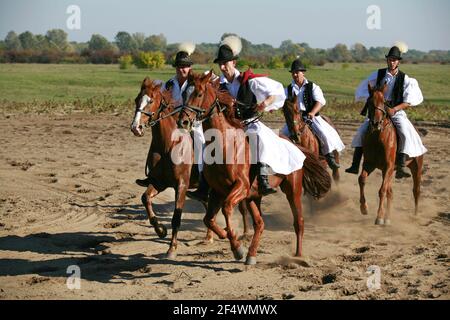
[0,113,448,300]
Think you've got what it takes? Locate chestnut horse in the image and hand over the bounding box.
[282,94,340,182]
[359,83,423,225]
[177,71,331,265]
[131,78,250,258]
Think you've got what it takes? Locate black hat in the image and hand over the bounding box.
[173,51,193,67]
[289,59,307,72]
[385,46,403,60]
[214,45,238,64]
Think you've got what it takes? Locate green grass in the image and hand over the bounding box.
[0,63,448,121]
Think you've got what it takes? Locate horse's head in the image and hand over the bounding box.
[130,77,164,137]
[177,70,217,131]
[367,83,388,131]
[282,95,306,143]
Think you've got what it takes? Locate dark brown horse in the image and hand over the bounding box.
[282,95,340,182]
[359,83,423,224]
[131,78,250,258]
[177,71,331,264]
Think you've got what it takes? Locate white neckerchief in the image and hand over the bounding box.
[219,69,241,98]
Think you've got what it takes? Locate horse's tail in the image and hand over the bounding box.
[299,146,332,199]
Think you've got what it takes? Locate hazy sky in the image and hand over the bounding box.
[0,0,449,51]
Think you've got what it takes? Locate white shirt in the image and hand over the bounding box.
[165,76,188,106]
[219,69,286,111]
[355,69,423,106]
[285,79,326,112]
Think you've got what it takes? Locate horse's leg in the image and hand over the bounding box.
[410,156,423,215]
[222,181,248,261]
[238,201,251,240]
[142,185,167,238]
[166,181,188,259]
[375,168,393,225]
[203,189,227,240]
[282,174,304,257]
[358,167,373,216]
[245,198,264,265]
[332,150,340,183]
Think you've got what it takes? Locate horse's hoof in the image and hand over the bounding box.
[375,218,384,225]
[203,237,214,244]
[360,204,368,215]
[155,224,168,238]
[166,251,177,260]
[232,246,245,261]
[384,219,391,225]
[245,256,257,265]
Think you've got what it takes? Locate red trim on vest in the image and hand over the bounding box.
[239,68,268,85]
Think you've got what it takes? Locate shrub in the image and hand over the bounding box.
[118,54,133,69]
[133,51,165,69]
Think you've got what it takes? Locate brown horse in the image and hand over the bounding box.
[131,78,250,258]
[282,95,340,182]
[359,83,423,224]
[177,71,331,265]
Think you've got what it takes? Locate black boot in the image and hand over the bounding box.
[258,163,277,196]
[395,153,411,179]
[325,152,340,170]
[136,177,152,187]
[345,147,363,174]
[186,173,210,203]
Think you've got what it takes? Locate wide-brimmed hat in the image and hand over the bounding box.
[173,42,195,67]
[214,35,242,64]
[289,59,307,72]
[385,41,408,60]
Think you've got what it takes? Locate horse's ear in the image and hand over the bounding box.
[188,70,195,83]
[143,77,152,87]
[368,83,373,95]
[202,70,214,84]
[211,77,220,89]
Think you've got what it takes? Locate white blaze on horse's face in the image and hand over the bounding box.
[131,94,151,137]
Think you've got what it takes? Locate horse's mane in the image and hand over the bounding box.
[282,95,302,134]
[215,87,243,129]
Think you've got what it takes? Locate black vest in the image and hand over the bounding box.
[220,81,257,120]
[287,81,319,116]
[360,69,406,116]
[376,68,405,107]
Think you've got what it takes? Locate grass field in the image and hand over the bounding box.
[0,63,449,121]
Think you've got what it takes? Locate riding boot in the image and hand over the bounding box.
[345,147,363,174]
[325,152,340,170]
[136,177,152,188]
[258,163,277,196]
[186,172,210,203]
[395,153,411,179]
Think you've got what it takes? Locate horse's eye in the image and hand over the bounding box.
[197,93,203,98]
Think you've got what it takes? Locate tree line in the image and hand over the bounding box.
[1,29,449,68]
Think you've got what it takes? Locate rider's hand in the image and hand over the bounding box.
[307,112,315,120]
[256,102,266,112]
[387,108,396,117]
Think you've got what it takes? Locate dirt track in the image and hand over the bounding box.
[0,113,448,300]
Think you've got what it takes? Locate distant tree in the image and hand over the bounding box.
[132,32,145,50]
[142,34,167,52]
[88,34,113,51]
[4,31,22,50]
[18,31,37,50]
[351,43,369,62]
[328,43,352,62]
[46,29,69,51]
[268,56,284,69]
[115,31,138,53]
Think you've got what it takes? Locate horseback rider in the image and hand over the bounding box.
[346,42,427,179]
[187,35,306,201]
[281,58,345,169]
[136,42,204,187]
